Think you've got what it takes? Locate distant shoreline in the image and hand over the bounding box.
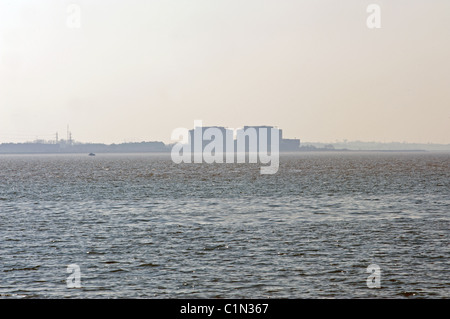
[1,150,448,156]
[0,140,449,154]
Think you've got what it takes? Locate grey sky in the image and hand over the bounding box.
[1,0,449,144]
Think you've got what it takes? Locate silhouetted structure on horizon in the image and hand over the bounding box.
[188,125,301,153]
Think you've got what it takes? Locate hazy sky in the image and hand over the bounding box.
[1,0,449,144]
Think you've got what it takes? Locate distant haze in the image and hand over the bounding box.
[1,0,449,144]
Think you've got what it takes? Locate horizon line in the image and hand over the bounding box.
[1,139,450,146]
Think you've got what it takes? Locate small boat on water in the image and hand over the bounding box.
[88,153,96,156]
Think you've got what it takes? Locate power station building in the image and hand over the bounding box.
[188,125,300,153]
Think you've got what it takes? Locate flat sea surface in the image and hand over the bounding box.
[0,152,448,298]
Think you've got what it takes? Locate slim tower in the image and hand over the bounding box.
[67,125,72,145]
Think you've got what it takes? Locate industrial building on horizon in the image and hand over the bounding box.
[187,125,301,153]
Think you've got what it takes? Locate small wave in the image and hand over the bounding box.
[4,265,41,272]
[397,291,418,297]
[86,251,104,255]
[110,268,128,273]
[138,263,160,268]
[0,292,39,298]
[203,244,229,251]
